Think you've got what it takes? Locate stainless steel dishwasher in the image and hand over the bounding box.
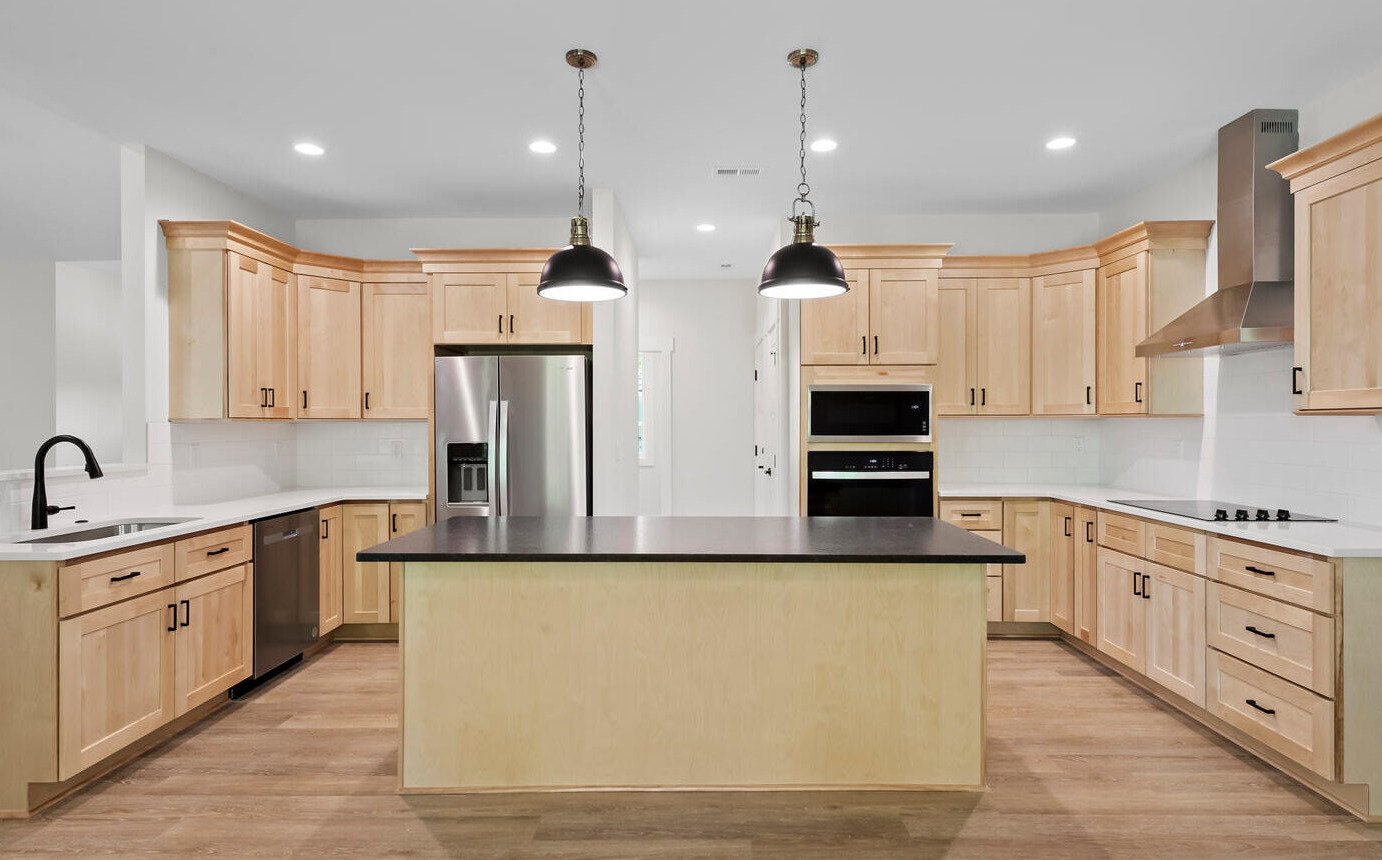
[251,508,320,679]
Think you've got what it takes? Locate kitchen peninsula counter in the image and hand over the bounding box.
[364,515,1020,795]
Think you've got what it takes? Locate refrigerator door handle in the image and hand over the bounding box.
[497,400,511,514]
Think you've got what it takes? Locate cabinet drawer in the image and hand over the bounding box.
[940,499,1002,531]
[59,543,178,618]
[1207,582,1335,696]
[1098,511,1146,557]
[1208,537,1333,613]
[1146,523,1205,575]
[1206,649,1334,779]
[175,524,253,582]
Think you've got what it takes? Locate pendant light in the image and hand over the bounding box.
[538,48,627,302]
[758,48,849,300]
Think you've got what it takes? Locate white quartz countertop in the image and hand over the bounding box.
[0,486,427,562]
[940,483,1382,558]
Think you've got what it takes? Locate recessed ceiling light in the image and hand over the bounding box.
[696,223,716,233]
[529,139,557,154]
[810,138,838,153]
[720,263,733,268]
[293,142,325,156]
[1045,136,1077,151]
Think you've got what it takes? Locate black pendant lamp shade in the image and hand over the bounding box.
[759,47,847,300]
[539,49,627,303]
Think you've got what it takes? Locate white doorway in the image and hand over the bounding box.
[636,338,673,515]
[753,323,785,515]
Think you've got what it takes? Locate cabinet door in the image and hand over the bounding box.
[1096,254,1149,415]
[58,588,176,779]
[387,501,430,623]
[433,273,508,345]
[799,269,870,364]
[297,275,362,419]
[174,564,253,715]
[362,282,432,419]
[1074,507,1099,645]
[1032,269,1096,415]
[1144,561,1206,707]
[342,503,391,624]
[1294,169,1382,411]
[974,277,1031,414]
[319,505,344,635]
[976,528,1004,621]
[226,252,267,418]
[258,265,296,419]
[1096,547,1146,673]
[1048,503,1075,634]
[935,279,976,414]
[506,272,583,344]
[1002,500,1049,622]
[870,269,939,364]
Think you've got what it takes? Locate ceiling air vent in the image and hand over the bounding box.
[714,166,764,177]
[1260,119,1296,134]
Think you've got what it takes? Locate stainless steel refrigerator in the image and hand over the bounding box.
[434,354,591,521]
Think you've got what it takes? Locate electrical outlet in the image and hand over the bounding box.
[1073,438,1085,453]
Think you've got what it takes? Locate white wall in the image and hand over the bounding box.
[640,279,756,516]
[828,213,1103,254]
[294,217,568,258]
[54,261,122,467]
[0,259,56,471]
[590,189,640,515]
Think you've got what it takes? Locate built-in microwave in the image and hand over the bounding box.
[806,384,932,443]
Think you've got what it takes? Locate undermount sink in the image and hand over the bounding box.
[18,518,196,544]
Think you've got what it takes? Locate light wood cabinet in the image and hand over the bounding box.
[1096,547,1147,673]
[297,275,362,419]
[506,272,583,344]
[1097,510,1146,557]
[1269,114,1382,413]
[1074,506,1098,645]
[432,271,586,347]
[387,501,429,623]
[1049,503,1075,634]
[933,276,1030,414]
[1095,253,1147,415]
[799,269,870,364]
[870,269,940,365]
[173,564,253,715]
[173,525,252,583]
[1143,561,1206,707]
[1032,267,1097,415]
[939,499,1003,531]
[362,281,432,419]
[1207,581,1335,696]
[58,543,177,618]
[342,503,391,625]
[1002,500,1049,622]
[1208,536,1333,613]
[319,505,343,635]
[226,252,296,419]
[58,588,177,779]
[1207,649,1335,779]
[934,278,975,413]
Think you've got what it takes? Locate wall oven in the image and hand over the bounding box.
[807,384,931,443]
[806,450,934,517]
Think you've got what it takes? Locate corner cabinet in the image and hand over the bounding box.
[1269,113,1382,413]
[361,275,432,419]
[224,251,296,419]
[415,250,592,348]
[338,500,428,626]
[799,245,952,366]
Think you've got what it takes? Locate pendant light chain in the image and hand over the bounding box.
[577,65,586,218]
[795,58,811,214]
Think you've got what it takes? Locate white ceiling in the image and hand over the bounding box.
[3,0,1382,276]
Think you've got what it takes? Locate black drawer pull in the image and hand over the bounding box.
[959,512,982,518]
[1085,521,1094,543]
[1064,516,1072,537]
[167,603,178,632]
[1086,385,1092,406]
[969,388,975,407]
[109,570,142,583]
[1245,625,1277,640]
[1291,366,1303,395]
[392,513,399,533]
[1134,381,1143,403]
[1245,565,1276,577]
[1245,698,1276,716]
[206,547,231,557]
[180,599,190,628]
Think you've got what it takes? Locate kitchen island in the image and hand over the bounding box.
[360,516,1022,794]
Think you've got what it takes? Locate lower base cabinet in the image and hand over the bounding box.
[976,527,1004,622]
[339,500,429,625]
[174,564,254,714]
[1207,648,1335,778]
[1049,503,1075,633]
[1073,507,1098,645]
[1096,547,1147,673]
[1096,547,1206,706]
[1003,500,1050,621]
[319,505,343,634]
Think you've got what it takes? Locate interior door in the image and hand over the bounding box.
[975,277,1031,414]
[433,273,508,344]
[174,564,253,714]
[935,278,976,414]
[1144,561,1207,706]
[1096,547,1146,672]
[362,282,432,419]
[498,355,589,515]
[799,268,870,364]
[1032,269,1096,415]
[298,275,362,418]
[1074,507,1098,645]
[870,269,939,364]
[1048,503,1075,634]
[1096,254,1149,414]
[507,272,583,344]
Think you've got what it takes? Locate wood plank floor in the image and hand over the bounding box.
[2,640,1380,858]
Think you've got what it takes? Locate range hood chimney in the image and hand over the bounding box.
[1136,109,1299,357]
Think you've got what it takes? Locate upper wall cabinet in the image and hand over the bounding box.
[800,245,952,366]
[361,272,432,420]
[415,250,592,347]
[1031,254,1098,416]
[1093,222,1212,416]
[935,263,1031,415]
[297,272,362,419]
[1270,113,1382,414]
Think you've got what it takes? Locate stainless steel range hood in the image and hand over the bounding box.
[1136,109,1299,357]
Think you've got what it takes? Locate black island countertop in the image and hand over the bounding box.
[357,516,1024,564]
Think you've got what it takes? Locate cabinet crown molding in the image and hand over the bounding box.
[411,248,557,273]
[1092,220,1214,264]
[1268,112,1382,188]
[160,220,425,281]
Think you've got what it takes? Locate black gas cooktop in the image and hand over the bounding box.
[1107,499,1336,523]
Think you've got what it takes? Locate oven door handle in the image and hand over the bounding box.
[810,471,931,480]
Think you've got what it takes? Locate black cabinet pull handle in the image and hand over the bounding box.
[392,513,399,533]
[1245,565,1276,577]
[268,388,275,407]
[1292,366,1303,395]
[1132,571,1143,597]
[1086,385,1092,406]
[110,570,142,583]
[1142,575,1151,599]
[1245,698,1276,716]
[321,519,329,540]
[206,547,231,557]
[969,388,976,406]
[364,392,371,410]
[260,387,268,407]
[1134,381,1143,403]
[980,388,986,406]
[873,335,879,355]
[499,314,504,335]
[180,599,190,628]
[303,390,308,410]
[1245,625,1277,640]
[861,335,867,355]
[509,313,515,334]
[1085,521,1094,542]
[1064,516,1072,537]
[959,512,981,518]
[167,603,178,632]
